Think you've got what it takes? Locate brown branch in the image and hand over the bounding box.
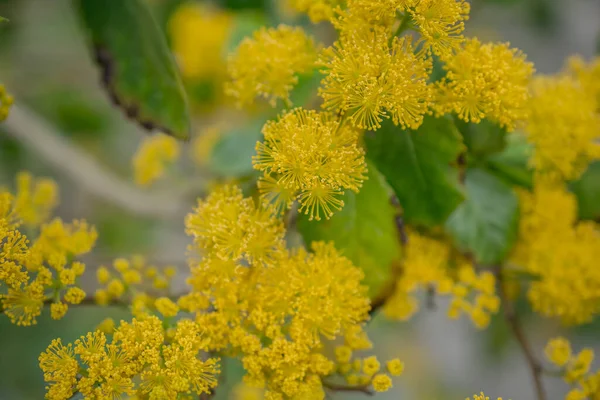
[495,265,546,400]
[323,381,373,396]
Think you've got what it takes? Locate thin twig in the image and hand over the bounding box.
[2,104,200,219]
[495,265,546,400]
[323,381,374,396]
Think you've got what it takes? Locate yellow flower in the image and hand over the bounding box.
[435,38,534,131]
[39,339,78,400]
[132,133,181,187]
[362,356,381,376]
[168,3,232,81]
[254,108,367,220]
[50,302,69,320]
[335,345,353,363]
[226,25,317,107]
[468,392,504,400]
[12,171,58,227]
[545,337,572,367]
[372,373,392,392]
[320,27,431,131]
[64,287,86,305]
[409,0,471,58]
[97,317,116,334]
[0,84,14,121]
[154,297,179,318]
[526,72,600,181]
[186,185,286,263]
[1,282,45,326]
[512,181,600,324]
[386,358,404,376]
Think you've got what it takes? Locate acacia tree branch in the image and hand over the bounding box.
[495,265,546,400]
[2,103,198,219]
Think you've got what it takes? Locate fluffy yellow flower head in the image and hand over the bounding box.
[467,393,504,400]
[132,133,180,187]
[512,180,600,324]
[0,83,14,121]
[319,26,432,131]
[186,185,286,263]
[435,38,534,131]
[226,25,317,107]
[526,72,600,181]
[253,108,367,220]
[545,337,572,367]
[168,3,232,80]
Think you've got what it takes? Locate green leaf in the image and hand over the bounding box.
[0,16,8,23]
[297,161,400,299]
[77,0,191,140]
[570,161,600,221]
[485,133,534,189]
[209,120,263,177]
[364,117,465,227]
[455,118,507,159]
[446,168,519,265]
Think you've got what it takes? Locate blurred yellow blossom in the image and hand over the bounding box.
[132,133,180,187]
[12,171,58,227]
[288,0,342,22]
[372,373,392,392]
[168,3,232,81]
[0,83,13,121]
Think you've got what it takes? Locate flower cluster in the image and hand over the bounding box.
[132,133,181,187]
[319,27,432,130]
[168,3,233,81]
[434,39,534,131]
[94,255,177,317]
[39,316,219,400]
[253,108,367,220]
[467,393,505,400]
[226,25,318,107]
[183,185,402,398]
[0,173,96,326]
[511,179,600,324]
[383,232,499,329]
[525,58,600,181]
[545,338,600,400]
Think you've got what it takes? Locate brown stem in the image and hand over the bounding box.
[323,381,373,396]
[495,266,546,400]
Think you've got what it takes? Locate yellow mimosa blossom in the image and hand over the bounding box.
[191,126,222,166]
[168,3,232,80]
[372,373,393,392]
[384,232,498,329]
[40,317,219,399]
[319,26,431,131]
[386,358,404,376]
[253,108,367,220]
[545,337,572,367]
[154,296,179,318]
[544,338,600,400]
[226,25,318,107]
[132,133,180,187]
[288,0,343,22]
[183,186,387,398]
[12,171,58,227]
[512,180,600,324]
[435,39,534,131]
[0,83,14,121]
[526,71,600,181]
[1,177,94,326]
[94,256,176,309]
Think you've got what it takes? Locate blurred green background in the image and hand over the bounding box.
[0,0,599,398]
